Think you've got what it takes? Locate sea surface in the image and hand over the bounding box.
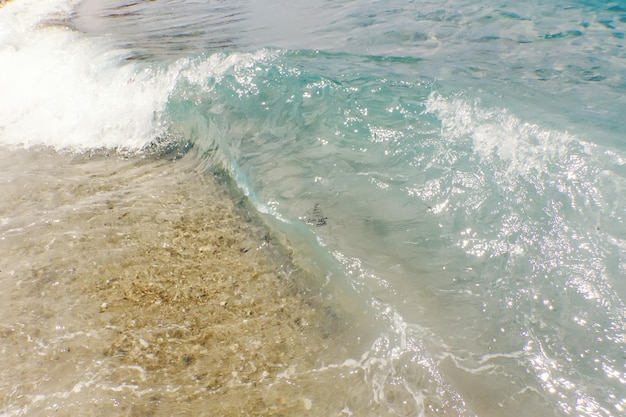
[1,0,626,416]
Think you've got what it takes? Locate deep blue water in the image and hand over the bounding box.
[2,0,626,415]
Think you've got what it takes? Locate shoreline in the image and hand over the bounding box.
[0,147,373,416]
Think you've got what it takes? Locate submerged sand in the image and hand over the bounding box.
[0,148,378,416]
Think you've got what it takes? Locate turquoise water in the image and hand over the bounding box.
[2,0,626,416]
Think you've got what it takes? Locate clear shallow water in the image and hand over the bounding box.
[2,0,626,416]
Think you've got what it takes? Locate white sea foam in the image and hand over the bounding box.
[0,0,176,150]
[425,92,574,177]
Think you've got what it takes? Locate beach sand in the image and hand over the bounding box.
[0,147,374,416]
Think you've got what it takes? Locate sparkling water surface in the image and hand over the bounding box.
[2,0,626,416]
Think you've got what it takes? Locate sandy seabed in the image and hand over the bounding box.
[0,147,377,416]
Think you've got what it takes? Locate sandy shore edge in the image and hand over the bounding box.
[0,148,374,416]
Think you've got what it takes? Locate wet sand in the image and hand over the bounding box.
[0,147,375,416]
